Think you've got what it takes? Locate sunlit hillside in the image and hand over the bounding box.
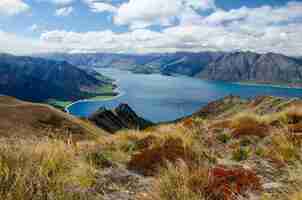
[1,96,302,199]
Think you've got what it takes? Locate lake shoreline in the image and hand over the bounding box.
[65,80,124,114]
[233,81,302,89]
[66,68,302,122]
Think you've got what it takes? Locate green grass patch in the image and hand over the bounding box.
[47,99,72,110]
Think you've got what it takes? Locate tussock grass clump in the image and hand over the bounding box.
[205,165,262,200]
[99,124,210,175]
[0,138,98,200]
[230,112,269,138]
[216,131,232,144]
[277,106,302,125]
[146,161,262,200]
[128,132,198,176]
[145,161,207,200]
[289,192,302,200]
[232,146,251,161]
[265,133,300,164]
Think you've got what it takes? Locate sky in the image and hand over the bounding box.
[0,0,302,56]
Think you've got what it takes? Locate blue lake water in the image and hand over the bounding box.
[68,69,302,122]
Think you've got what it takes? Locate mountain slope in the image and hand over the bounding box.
[37,51,302,86]
[197,52,302,85]
[0,96,106,140]
[0,53,110,102]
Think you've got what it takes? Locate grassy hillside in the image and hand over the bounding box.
[2,95,302,199]
[0,96,106,141]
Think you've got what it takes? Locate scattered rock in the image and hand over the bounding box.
[95,166,153,200]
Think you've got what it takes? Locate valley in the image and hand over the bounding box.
[39,51,302,87]
[67,68,302,123]
[2,0,302,199]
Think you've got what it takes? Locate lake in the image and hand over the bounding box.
[67,69,302,122]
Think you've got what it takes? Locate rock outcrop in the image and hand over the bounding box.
[89,104,153,133]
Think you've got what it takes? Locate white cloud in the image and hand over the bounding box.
[0,0,30,16]
[36,0,75,5]
[0,30,58,55]
[184,0,216,10]
[83,0,117,13]
[3,1,302,56]
[114,0,216,29]
[55,6,73,16]
[204,2,302,26]
[29,24,39,32]
[38,21,302,56]
[38,1,302,56]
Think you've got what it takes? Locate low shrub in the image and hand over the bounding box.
[288,191,302,200]
[128,136,196,175]
[278,106,302,125]
[231,146,250,161]
[145,161,206,200]
[216,132,232,144]
[205,165,262,200]
[145,162,262,200]
[230,113,269,138]
[266,133,300,163]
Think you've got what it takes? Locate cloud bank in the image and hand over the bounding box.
[0,0,30,16]
[1,0,302,56]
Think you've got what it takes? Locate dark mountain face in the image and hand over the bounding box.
[38,51,302,85]
[197,52,302,83]
[0,54,106,102]
[38,52,225,75]
[89,104,153,133]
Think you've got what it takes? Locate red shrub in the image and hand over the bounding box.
[182,118,194,128]
[128,137,194,176]
[204,165,262,200]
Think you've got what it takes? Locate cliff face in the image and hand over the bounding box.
[88,104,153,133]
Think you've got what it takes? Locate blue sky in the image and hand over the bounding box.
[0,0,302,56]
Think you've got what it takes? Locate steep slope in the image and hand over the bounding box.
[197,52,302,85]
[89,104,153,133]
[191,95,302,120]
[37,52,223,75]
[38,51,302,86]
[0,53,109,102]
[39,53,163,72]
[160,51,223,76]
[0,96,106,140]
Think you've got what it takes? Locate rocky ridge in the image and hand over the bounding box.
[89,104,153,133]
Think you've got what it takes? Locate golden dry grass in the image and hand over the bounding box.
[0,138,100,200]
[0,96,106,141]
[143,161,262,200]
[229,112,270,137]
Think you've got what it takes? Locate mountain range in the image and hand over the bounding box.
[0,53,110,102]
[39,51,302,86]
